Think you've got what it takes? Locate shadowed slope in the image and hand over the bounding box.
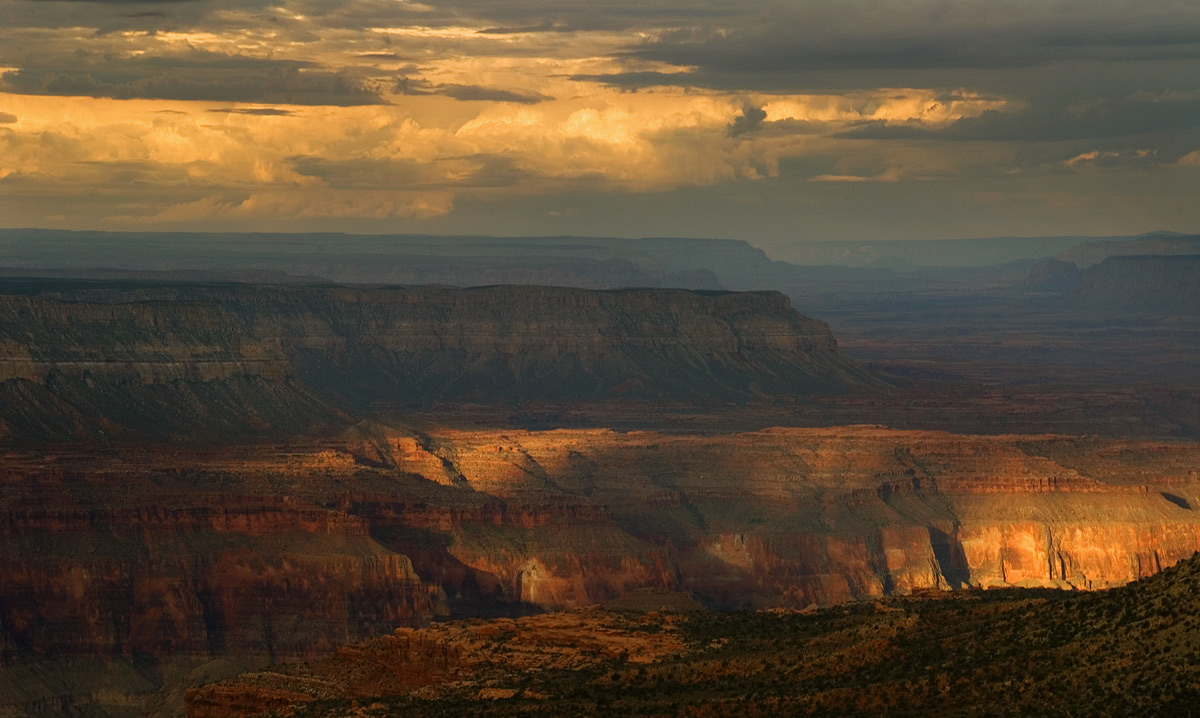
[187,552,1200,718]
[0,282,878,440]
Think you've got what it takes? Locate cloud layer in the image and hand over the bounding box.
[0,0,1197,242]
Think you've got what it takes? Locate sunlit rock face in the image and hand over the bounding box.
[384,426,1200,606]
[4,427,1200,714]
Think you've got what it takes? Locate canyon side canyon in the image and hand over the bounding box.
[4,426,1200,716]
[0,268,1196,717]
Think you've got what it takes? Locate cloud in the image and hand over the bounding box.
[625,2,1200,79]
[21,0,199,3]
[127,189,455,223]
[1063,150,1118,167]
[810,170,901,183]
[1179,150,1200,166]
[836,98,1200,142]
[1128,89,1200,103]
[0,52,386,106]
[0,112,16,123]
[207,107,296,116]
[394,75,551,103]
[477,20,558,35]
[1,0,1199,239]
[727,103,766,137]
[437,84,551,104]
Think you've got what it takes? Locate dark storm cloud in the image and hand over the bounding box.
[625,5,1200,76]
[0,52,385,105]
[837,99,1200,142]
[0,0,743,36]
[727,103,766,136]
[393,76,434,96]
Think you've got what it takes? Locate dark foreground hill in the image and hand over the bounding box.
[191,551,1200,718]
[0,281,877,441]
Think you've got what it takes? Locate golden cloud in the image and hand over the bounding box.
[0,79,1023,223]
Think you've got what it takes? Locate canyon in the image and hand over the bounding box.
[1,231,1198,716]
[3,424,1200,715]
[0,282,872,442]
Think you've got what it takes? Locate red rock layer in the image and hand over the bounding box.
[0,493,440,665]
[5,427,1200,714]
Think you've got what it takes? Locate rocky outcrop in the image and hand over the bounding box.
[0,282,877,440]
[1070,255,1200,313]
[1018,257,1083,293]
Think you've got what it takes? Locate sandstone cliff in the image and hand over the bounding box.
[0,282,876,440]
[380,426,1200,606]
[5,427,1200,714]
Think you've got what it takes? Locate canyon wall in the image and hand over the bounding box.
[1071,255,1200,312]
[0,283,875,441]
[380,426,1200,607]
[4,427,1200,714]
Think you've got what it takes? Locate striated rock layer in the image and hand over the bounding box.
[4,426,1200,714]
[0,282,876,440]
[377,425,1200,606]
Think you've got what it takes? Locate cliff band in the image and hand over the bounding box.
[0,282,877,440]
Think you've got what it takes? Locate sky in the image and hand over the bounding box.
[0,0,1197,254]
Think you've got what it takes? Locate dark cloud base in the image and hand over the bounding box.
[837,99,1200,143]
[0,51,385,106]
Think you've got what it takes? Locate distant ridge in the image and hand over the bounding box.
[1057,232,1200,267]
[0,280,879,441]
[1071,255,1200,312]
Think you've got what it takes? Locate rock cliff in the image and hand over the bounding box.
[0,282,876,440]
[4,427,1200,714]
[382,426,1200,605]
[1018,257,1083,293]
[1070,255,1200,312]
